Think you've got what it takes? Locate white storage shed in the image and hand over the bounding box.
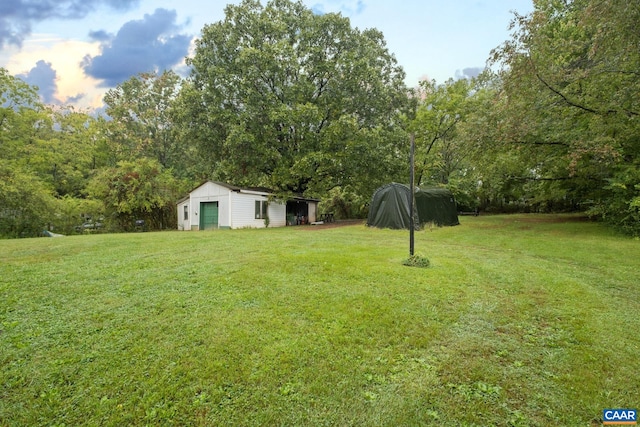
[177,181,318,230]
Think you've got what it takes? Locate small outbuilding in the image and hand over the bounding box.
[415,187,460,226]
[367,183,459,229]
[177,181,318,230]
[366,183,418,230]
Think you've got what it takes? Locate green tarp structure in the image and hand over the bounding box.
[367,183,459,229]
[415,187,460,227]
[366,183,418,229]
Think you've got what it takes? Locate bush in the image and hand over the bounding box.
[0,163,56,238]
[319,187,368,219]
[403,253,431,268]
[587,164,640,237]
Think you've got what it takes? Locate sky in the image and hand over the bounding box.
[0,0,533,111]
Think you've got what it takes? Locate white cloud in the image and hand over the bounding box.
[2,34,105,109]
[309,0,366,16]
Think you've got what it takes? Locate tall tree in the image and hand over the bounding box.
[180,0,410,197]
[23,107,102,197]
[103,71,194,177]
[0,68,56,237]
[488,0,640,230]
[409,78,474,187]
[1,68,46,162]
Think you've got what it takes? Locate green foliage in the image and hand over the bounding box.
[0,160,56,237]
[30,107,102,197]
[319,186,369,219]
[104,71,197,177]
[409,78,473,186]
[87,159,181,231]
[0,67,41,111]
[0,71,57,237]
[181,0,410,197]
[1,69,47,164]
[587,158,640,236]
[51,195,104,235]
[482,0,640,233]
[402,253,431,268]
[2,0,639,235]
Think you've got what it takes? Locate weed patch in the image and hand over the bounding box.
[402,253,431,268]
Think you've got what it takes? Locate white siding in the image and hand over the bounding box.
[177,200,189,230]
[177,181,307,230]
[231,193,268,228]
[189,182,231,229]
[268,203,287,227]
[308,202,317,223]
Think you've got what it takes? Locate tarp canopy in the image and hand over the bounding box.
[366,183,418,229]
[415,187,460,226]
[367,183,459,229]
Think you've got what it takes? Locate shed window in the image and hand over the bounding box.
[255,200,268,219]
[183,205,188,221]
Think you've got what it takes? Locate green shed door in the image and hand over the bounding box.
[200,202,219,230]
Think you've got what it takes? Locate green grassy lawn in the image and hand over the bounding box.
[1,214,638,426]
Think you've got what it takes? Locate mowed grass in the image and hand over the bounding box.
[1,214,639,426]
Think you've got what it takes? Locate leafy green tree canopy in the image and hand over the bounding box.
[409,78,476,187]
[487,0,640,232]
[1,68,45,161]
[87,158,180,231]
[0,69,55,237]
[103,71,189,172]
[181,0,410,197]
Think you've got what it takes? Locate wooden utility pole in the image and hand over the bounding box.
[409,133,415,256]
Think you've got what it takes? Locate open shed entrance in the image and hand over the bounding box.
[286,201,309,225]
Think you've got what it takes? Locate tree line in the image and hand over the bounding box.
[1,0,638,237]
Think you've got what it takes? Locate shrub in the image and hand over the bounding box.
[403,253,431,268]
